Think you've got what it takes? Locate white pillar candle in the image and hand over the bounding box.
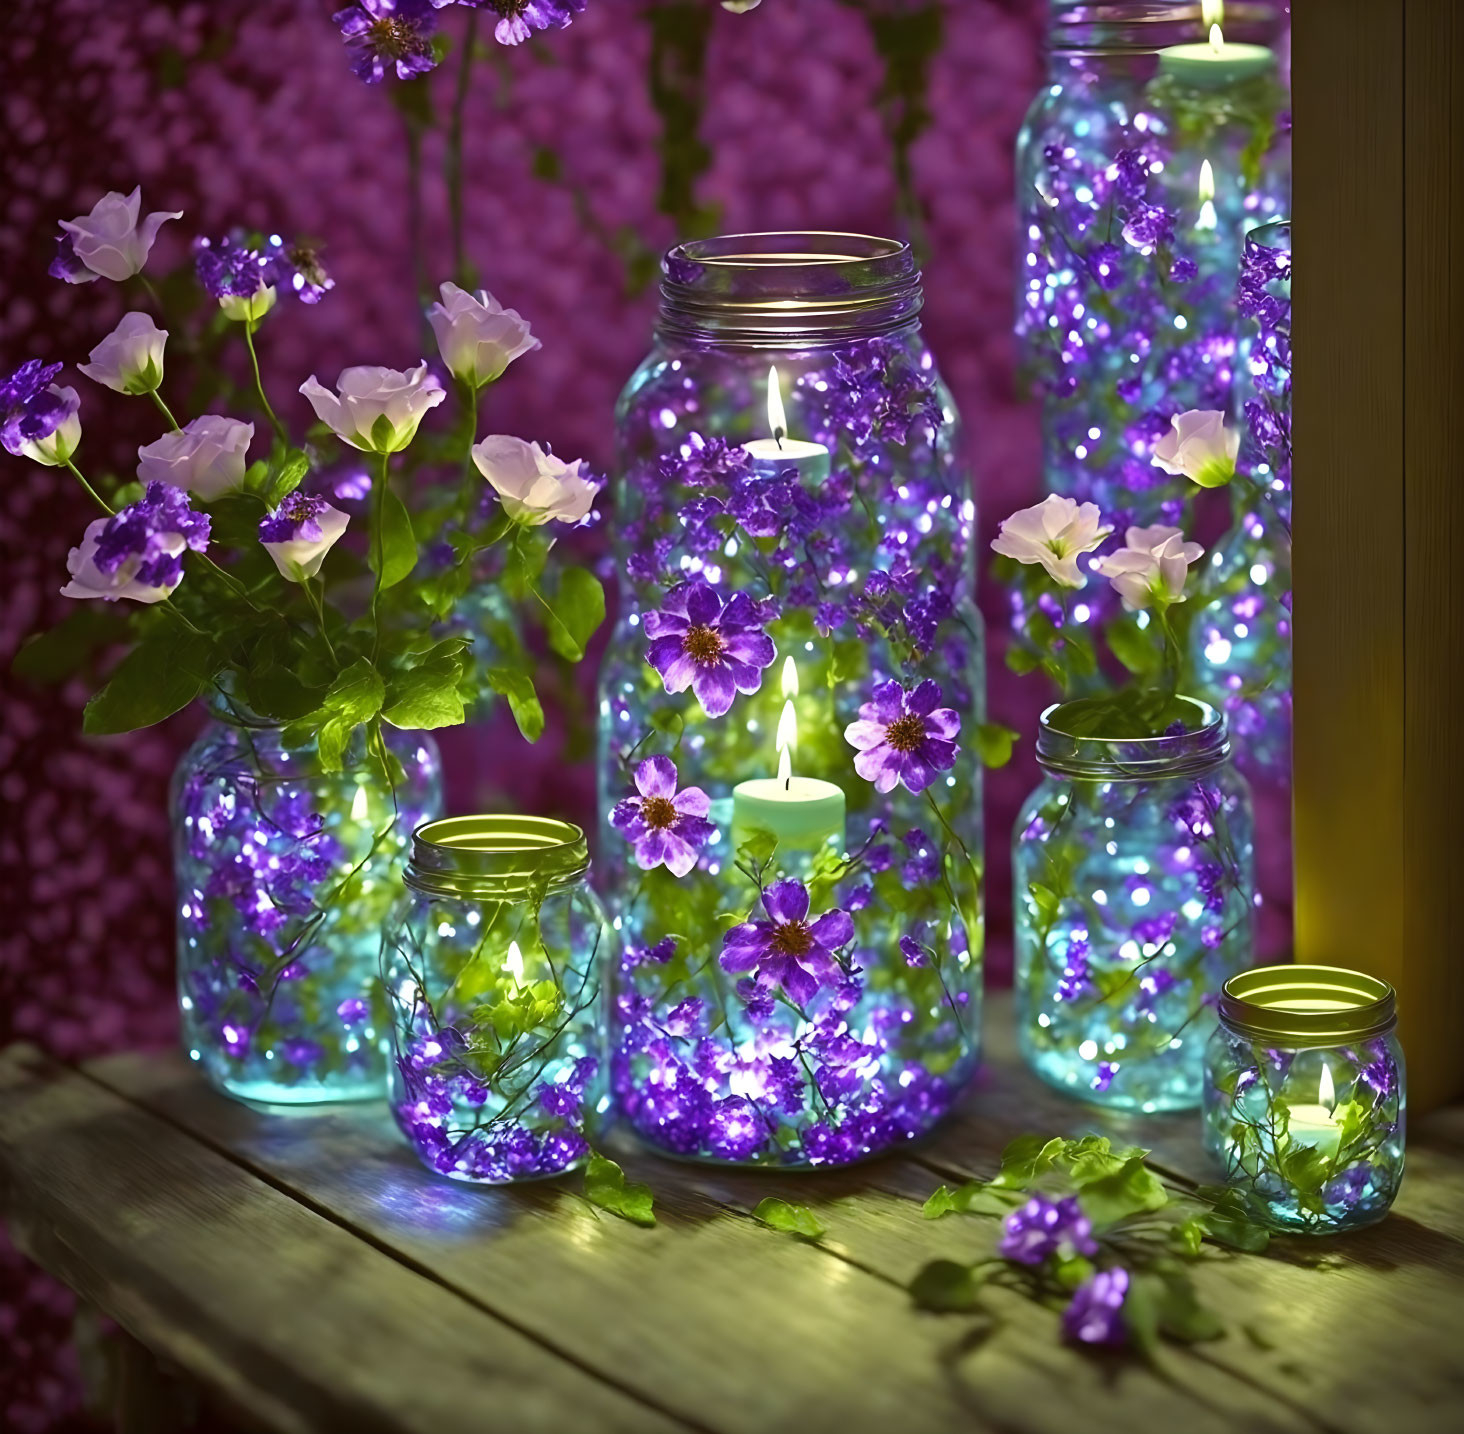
[741,365,831,481]
[1158,24,1275,89]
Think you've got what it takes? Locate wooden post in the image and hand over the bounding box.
[1292,0,1464,1111]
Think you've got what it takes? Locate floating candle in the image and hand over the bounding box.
[1158,24,1276,90]
[741,365,831,481]
[1285,1063,1344,1160]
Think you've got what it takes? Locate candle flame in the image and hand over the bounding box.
[1208,22,1224,54]
[506,940,525,985]
[781,654,799,699]
[1201,0,1224,29]
[777,743,792,785]
[1318,1062,1336,1111]
[775,656,799,782]
[766,364,788,446]
[350,784,369,822]
[1198,159,1215,203]
[776,699,798,762]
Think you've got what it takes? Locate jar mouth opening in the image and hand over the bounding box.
[1036,695,1229,779]
[1219,964,1398,1045]
[407,815,589,894]
[1047,1,1284,53]
[658,231,922,347]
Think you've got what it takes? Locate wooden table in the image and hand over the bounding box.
[3,993,1463,1434]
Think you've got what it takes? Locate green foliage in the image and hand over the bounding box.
[542,566,606,662]
[83,625,217,735]
[910,1259,988,1312]
[1043,687,1199,741]
[286,658,385,772]
[12,606,127,684]
[262,449,310,508]
[382,640,472,731]
[583,1154,656,1228]
[751,1197,826,1241]
[471,980,562,1047]
[373,489,419,590]
[487,667,545,743]
[974,722,1018,768]
[1076,1154,1168,1231]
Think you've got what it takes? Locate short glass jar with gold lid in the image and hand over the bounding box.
[1203,965,1405,1233]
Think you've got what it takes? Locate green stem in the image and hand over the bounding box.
[459,381,480,516]
[147,387,182,431]
[370,449,390,661]
[242,321,288,446]
[448,7,479,285]
[137,274,165,313]
[307,578,339,663]
[63,459,113,516]
[1156,602,1181,696]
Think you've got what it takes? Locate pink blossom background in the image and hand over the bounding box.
[0,1,1289,1426]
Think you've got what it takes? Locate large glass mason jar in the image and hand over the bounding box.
[172,706,442,1103]
[380,817,608,1184]
[1205,966,1405,1233]
[1015,0,1290,521]
[1013,697,1255,1110]
[599,232,984,1168]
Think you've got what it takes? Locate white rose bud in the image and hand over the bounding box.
[19,386,83,467]
[299,362,446,454]
[138,415,255,500]
[426,282,540,390]
[58,187,182,283]
[259,493,350,582]
[1151,409,1240,488]
[471,434,597,526]
[78,312,168,396]
[1092,524,1205,612]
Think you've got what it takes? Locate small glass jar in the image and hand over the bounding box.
[1205,965,1405,1233]
[1013,697,1255,1111]
[381,816,609,1184]
[173,709,442,1104]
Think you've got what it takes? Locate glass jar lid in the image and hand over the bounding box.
[658,231,923,347]
[405,815,589,898]
[1035,696,1230,780]
[1218,964,1398,1045]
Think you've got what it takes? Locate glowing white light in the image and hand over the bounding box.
[1202,0,1225,27]
[1132,887,1151,907]
[766,364,788,441]
[505,941,525,984]
[1319,1063,1336,1109]
[1249,563,1268,585]
[350,785,369,822]
[1078,1040,1099,1060]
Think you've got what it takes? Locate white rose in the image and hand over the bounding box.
[299,362,446,454]
[58,187,182,283]
[259,494,351,582]
[471,434,597,526]
[78,312,168,396]
[1151,409,1239,488]
[1093,524,1205,612]
[990,494,1112,588]
[138,415,255,500]
[61,518,181,604]
[426,282,540,390]
[19,386,83,467]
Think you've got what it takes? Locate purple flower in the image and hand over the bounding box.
[194,236,267,301]
[260,235,334,304]
[259,492,350,582]
[609,755,714,878]
[999,1194,1098,1266]
[1091,1061,1119,1093]
[1,360,76,459]
[1121,203,1175,251]
[719,880,854,1005]
[63,482,210,604]
[844,679,960,794]
[643,580,776,719]
[49,232,94,284]
[1324,1164,1374,1207]
[336,997,370,1026]
[899,934,928,968]
[1086,243,1123,290]
[1063,1268,1129,1345]
[334,0,439,83]
[462,0,587,47]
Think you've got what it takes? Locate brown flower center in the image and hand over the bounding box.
[884,713,927,753]
[770,920,814,959]
[640,796,678,831]
[683,623,726,667]
[369,17,425,58]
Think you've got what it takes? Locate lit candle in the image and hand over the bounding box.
[1285,1063,1344,1160]
[1195,158,1218,232]
[741,365,831,481]
[731,657,845,853]
[1158,24,1276,90]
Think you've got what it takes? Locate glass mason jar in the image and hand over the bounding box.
[172,708,442,1103]
[1205,965,1405,1233]
[1013,697,1255,1110]
[1191,219,1291,779]
[380,816,608,1184]
[1015,1,1290,522]
[600,232,984,1168]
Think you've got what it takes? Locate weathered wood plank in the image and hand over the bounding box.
[94,1036,1339,1434]
[0,1044,688,1434]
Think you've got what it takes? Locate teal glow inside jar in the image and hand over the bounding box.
[381,816,609,1184]
[1013,696,1256,1111]
[1205,965,1405,1233]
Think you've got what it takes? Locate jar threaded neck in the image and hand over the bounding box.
[405,815,589,898]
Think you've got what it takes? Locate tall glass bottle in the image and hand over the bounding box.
[599,233,984,1167]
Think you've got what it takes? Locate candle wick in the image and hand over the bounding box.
[784,775,791,792]
[773,427,785,451]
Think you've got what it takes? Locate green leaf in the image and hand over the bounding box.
[369,413,398,452]
[751,1197,826,1240]
[1027,883,1061,927]
[263,449,310,508]
[1053,1254,1094,1292]
[382,657,466,730]
[1076,1154,1168,1230]
[974,722,1018,768]
[83,627,217,735]
[922,1185,957,1220]
[310,658,385,772]
[992,1134,1068,1188]
[1107,616,1162,678]
[487,667,545,742]
[542,566,606,663]
[736,827,779,870]
[1198,1210,1270,1254]
[374,488,418,590]
[243,663,324,722]
[1149,1267,1224,1343]
[1006,646,1041,676]
[909,1259,987,1313]
[583,1154,655,1228]
[12,607,126,684]
[1169,1216,1205,1256]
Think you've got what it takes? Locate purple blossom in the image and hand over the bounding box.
[259,491,333,544]
[336,997,370,1026]
[661,433,754,489]
[260,235,334,303]
[1055,937,1091,1002]
[735,978,775,1022]
[194,236,268,301]
[1091,1061,1119,1093]
[1324,1164,1374,1207]
[609,754,714,878]
[1063,1268,1129,1345]
[643,580,776,719]
[49,232,94,284]
[1121,203,1175,251]
[899,934,929,968]
[84,482,210,591]
[845,679,960,794]
[999,1194,1098,1266]
[900,827,939,888]
[720,880,853,1005]
[334,0,439,83]
[537,1083,582,1122]
[1,359,73,456]
[462,0,587,48]
[1086,243,1123,290]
